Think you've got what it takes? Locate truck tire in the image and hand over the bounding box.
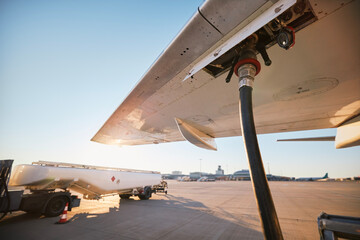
[119,194,131,199]
[138,187,152,200]
[45,196,68,217]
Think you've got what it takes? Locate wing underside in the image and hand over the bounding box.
[92,0,360,148]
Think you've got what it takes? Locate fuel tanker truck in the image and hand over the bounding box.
[0,160,166,219]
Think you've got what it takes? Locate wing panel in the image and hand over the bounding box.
[92,1,360,147]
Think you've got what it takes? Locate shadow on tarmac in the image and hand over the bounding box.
[0,194,263,240]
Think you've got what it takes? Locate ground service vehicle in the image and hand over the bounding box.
[0,159,80,219]
[1,159,165,219]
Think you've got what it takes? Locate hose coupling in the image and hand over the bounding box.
[237,63,257,89]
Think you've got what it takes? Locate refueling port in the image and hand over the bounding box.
[204,0,312,79]
[277,26,295,50]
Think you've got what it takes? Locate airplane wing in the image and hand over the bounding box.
[92,0,360,150]
[277,137,335,142]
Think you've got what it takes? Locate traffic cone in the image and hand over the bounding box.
[56,202,69,224]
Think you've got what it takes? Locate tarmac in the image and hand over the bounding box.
[1,181,359,239]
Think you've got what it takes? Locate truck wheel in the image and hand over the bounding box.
[45,196,68,217]
[139,187,152,200]
[119,194,131,199]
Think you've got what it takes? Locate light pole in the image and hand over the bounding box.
[199,158,202,177]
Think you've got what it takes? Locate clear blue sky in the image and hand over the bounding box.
[0,0,359,178]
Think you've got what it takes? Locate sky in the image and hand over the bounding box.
[0,0,359,178]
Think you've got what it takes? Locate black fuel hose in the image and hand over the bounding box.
[239,85,283,240]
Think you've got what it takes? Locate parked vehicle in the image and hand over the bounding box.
[1,160,166,219]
